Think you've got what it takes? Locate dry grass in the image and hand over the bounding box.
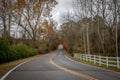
[0,54,44,78]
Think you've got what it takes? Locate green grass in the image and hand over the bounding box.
[73,57,120,72]
[65,51,120,72]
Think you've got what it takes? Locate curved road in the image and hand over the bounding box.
[2,50,120,80]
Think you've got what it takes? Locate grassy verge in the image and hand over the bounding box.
[0,54,44,78]
[64,51,120,72]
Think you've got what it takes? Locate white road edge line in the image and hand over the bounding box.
[0,54,47,80]
[64,54,86,65]
[50,54,98,80]
[0,60,31,80]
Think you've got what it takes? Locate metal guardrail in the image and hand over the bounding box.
[74,53,120,69]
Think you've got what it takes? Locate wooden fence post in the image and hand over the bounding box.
[106,56,108,67]
[99,56,101,66]
[94,55,96,64]
[117,57,119,69]
[86,55,87,61]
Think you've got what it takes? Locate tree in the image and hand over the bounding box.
[12,0,56,41]
[0,0,13,38]
[58,0,120,57]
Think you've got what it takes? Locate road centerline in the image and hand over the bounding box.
[49,54,98,80]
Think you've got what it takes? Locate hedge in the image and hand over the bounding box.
[0,38,37,63]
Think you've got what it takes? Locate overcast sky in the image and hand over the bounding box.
[51,0,74,27]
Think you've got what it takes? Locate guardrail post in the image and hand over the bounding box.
[117,57,119,69]
[106,56,108,67]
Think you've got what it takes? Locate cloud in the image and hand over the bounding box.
[51,0,74,26]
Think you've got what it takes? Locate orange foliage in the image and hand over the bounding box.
[63,41,68,51]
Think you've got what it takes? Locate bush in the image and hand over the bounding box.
[9,43,37,61]
[0,38,37,63]
[0,38,10,63]
[37,44,50,54]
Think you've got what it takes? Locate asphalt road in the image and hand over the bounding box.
[2,50,120,80]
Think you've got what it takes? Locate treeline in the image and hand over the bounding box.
[59,0,120,57]
[0,0,58,63]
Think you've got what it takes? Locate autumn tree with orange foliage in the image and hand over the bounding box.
[0,0,57,50]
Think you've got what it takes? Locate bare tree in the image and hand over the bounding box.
[11,0,57,41]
